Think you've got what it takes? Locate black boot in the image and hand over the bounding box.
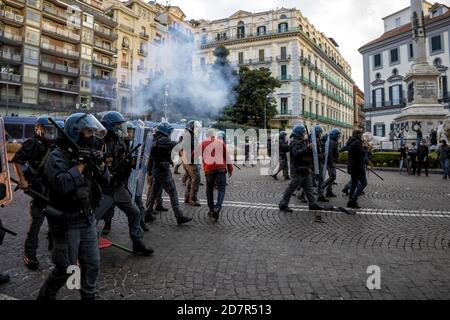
[188,200,201,207]
[0,273,10,285]
[102,220,111,236]
[144,212,155,223]
[155,205,169,212]
[23,254,39,270]
[326,191,337,198]
[271,174,278,181]
[140,221,149,232]
[177,216,193,225]
[317,195,329,203]
[308,203,323,211]
[297,193,308,203]
[342,188,349,196]
[347,200,361,209]
[279,204,293,212]
[47,231,53,251]
[132,240,154,256]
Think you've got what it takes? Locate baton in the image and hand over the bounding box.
[10,177,52,204]
[110,143,142,174]
[233,164,241,170]
[330,165,347,174]
[0,225,17,236]
[367,167,384,181]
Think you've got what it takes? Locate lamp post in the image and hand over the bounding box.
[163,84,169,122]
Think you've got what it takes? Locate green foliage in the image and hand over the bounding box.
[224,66,281,128]
[338,151,440,168]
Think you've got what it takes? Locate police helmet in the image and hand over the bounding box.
[35,116,57,141]
[329,128,341,139]
[156,121,174,137]
[65,113,107,142]
[292,125,306,138]
[101,111,126,132]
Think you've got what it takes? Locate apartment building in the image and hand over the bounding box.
[194,8,355,139]
[359,1,450,137]
[0,0,118,116]
[353,85,365,130]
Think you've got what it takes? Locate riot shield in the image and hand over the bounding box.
[0,117,13,207]
[136,131,153,198]
[128,120,145,204]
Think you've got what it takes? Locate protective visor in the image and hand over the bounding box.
[77,114,107,139]
[41,125,57,141]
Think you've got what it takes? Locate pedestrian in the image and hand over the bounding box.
[437,140,450,180]
[416,139,429,177]
[95,111,154,256]
[145,122,192,225]
[408,143,418,175]
[278,124,323,223]
[196,128,233,221]
[37,113,107,300]
[398,144,407,174]
[347,129,368,209]
[181,120,202,207]
[312,125,328,202]
[323,128,341,198]
[271,131,290,180]
[12,116,56,270]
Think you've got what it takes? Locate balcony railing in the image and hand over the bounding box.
[0,11,24,24]
[0,72,21,83]
[94,24,118,39]
[41,61,79,75]
[276,55,291,62]
[121,62,129,68]
[41,42,79,57]
[0,30,22,42]
[38,96,75,108]
[0,94,21,102]
[139,31,149,39]
[138,48,147,57]
[137,65,147,72]
[92,88,117,99]
[0,51,21,61]
[122,42,129,49]
[251,57,273,65]
[42,23,81,41]
[119,24,134,33]
[39,81,79,92]
[277,75,292,81]
[93,75,116,83]
[274,110,293,118]
[94,41,117,54]
[42,6,69,20]
[118,82,131,89]
[93,58,117,68]
[83,0,104,10]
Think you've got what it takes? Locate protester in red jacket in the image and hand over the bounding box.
[195,129,233,220]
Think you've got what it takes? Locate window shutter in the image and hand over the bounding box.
[399,84,403,102]
[382,124,386,137]
[443,76,448,97]
[389,86,393,106]
[381,88,385,107]
[372,90,376,108]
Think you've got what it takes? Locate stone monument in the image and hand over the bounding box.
[394,0,449,142]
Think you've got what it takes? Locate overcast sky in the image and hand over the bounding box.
[166,0,450,89]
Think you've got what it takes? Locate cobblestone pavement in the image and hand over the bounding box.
[0,166,449,300]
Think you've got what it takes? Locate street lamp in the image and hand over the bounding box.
[265,92,273,130]
[163,84,169,122]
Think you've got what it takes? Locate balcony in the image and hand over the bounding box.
[0,51,21,64]
[92,88,117,100]
[42,6,69,23]
[137,65,147,73]
[0,94,21,103]
[0,11,24,26]
[5,0,26,9]
[251,57,273,65]
[40,61,79,76]
[120,61,129,69]
[94,41,117,55]
[42,23,81,43]
[93,75,116,84]
[236,59,251,67]
[38,95,75,110]
[139,32,149,40]
[138,48,147,57]
[277,75,292,82]
[276,55,291,62]
[0,72,21,84]
[0,30,22,46]
[39,81,79,94]
[274,110,293,119]
[40,42,80,59]
[118,82,131,89]
[93,58,117,70]
[122,42,129,49]
[94,24,118,41]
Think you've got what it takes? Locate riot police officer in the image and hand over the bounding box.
[12,116,57,270]
[181,120,201,206]
[279,125,322,222]
[37,113,107,300]
[145,122,192,225]
[271,131,290,180]
[323,128,341,198]
[312,125,328,202]
[95,111,153,256]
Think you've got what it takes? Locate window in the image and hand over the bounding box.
[281,65,287,77]
[259,49,265,62]
[81,45,92,59]
[408,43,414,59]
[373,53,381,68]
[431,35,443,53]
[389,84,402,105]
[238,52,244,64]
[27,0,40,9]
[26,9,40,26]
[23,65,38,83]
[374,124,385,137]
[375,72,381,80]
[302,98,305,113]
[280,47,287,59]
[278,23,288,33]
[83,29,93,43]
[81,78,90,89]
[24,46,39,65]
[392,68,398,76]
[25,27,40,46]
[200,36,206,45]
[390,48,399,64]
[280,14,288,20]
[372,88,385,108]
[23,85,37,104]
[257,26,266,36]
[81,62,91,76]
[83,14,93,28]
[280,98,288,114]
[395,17,401,28]
[237,21,245,38]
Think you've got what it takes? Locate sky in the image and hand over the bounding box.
[166,0,450,89]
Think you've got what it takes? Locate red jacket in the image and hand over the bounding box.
[195,137,233,175]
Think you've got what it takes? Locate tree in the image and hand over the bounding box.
[224,67,281,128]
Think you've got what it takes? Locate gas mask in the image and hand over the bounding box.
[37,125,57,143]
[113,123,128,138]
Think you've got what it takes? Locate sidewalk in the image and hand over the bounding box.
[336,164,443,174]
